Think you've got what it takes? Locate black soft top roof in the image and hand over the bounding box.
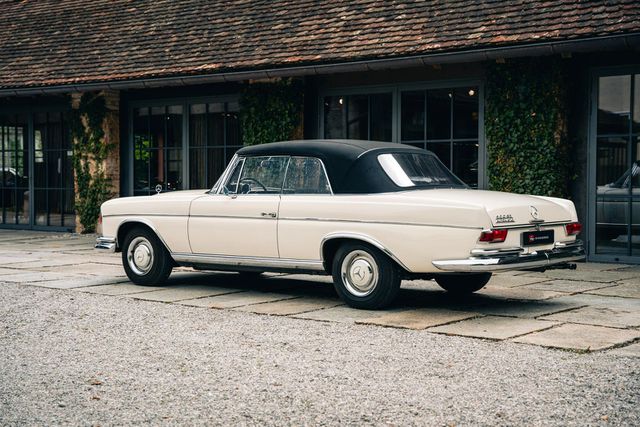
[236,139,428,194]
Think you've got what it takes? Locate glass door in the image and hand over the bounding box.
[33,112,75,228]
[132,105,184,195]
[594,73,640,258]
[0,110,75,230]
[0,114,29,226]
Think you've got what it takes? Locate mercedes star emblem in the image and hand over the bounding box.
[529,205,539,220]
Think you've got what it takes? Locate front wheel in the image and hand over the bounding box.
[435,273,492,295]
[332,243,401,309]
[121,227,173,285]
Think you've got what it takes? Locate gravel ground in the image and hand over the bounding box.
[1,282,639,426]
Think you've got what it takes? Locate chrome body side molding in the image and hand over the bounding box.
[432,240,585,272]
[319,232,411,272]
[171,252,325,273]
[280,216,483,230]
[491,221,572,229]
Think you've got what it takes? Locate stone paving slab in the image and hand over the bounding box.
[540,306,640,329]
[571,262,624,272]
[0,271,83,283]
[520,269,640,283]
[74,283,166,296]
[476,287,566,301]
[235,297,343,316]
[394,289,493,311]
[519,280,617,294]
[81,255,122,265]
[551,294,640,311]
[4,258,98,269]
[484,275,553,289]
[587,282,640,299]
[607,342,640,357]
[40,263,127,277]
[0,267,23,275]
[606,265,640,273]
[429,316,558,340]
[512,324,640,351]
[176,291,297,309]
[293,305,386,323]
[27,276,129,289]
[167,278,304,299]
[358,308,479,330]
[0,255,42,264]
[472,299,585,319]
[128,285,240,302]
[18,241,94,251]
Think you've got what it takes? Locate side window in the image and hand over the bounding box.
[237,156,288,194]
[283,157,332,194]
[222,158,244,194]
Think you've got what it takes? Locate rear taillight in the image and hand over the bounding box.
[479,229,508,243]
[98,213,102,225]
[565,222,582,236]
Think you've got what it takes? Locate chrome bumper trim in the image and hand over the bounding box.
[432,240,585,272]
[171,252,325,272]
[95,236,117,252]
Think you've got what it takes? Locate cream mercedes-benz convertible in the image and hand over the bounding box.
[96,140,584,309]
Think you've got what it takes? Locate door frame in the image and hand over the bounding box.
[587,65,640,263]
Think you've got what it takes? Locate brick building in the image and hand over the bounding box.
[0,1,639,263]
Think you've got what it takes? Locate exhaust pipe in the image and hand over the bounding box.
[523,263,577,273]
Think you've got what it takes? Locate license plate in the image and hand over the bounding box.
[522,230,554,246]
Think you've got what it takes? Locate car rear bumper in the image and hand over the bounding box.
[95,236,116,252]
[432,240,585,272]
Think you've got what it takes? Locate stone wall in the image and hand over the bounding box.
[70,90,120,233]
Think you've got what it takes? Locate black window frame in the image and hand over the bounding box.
[127,96,242,196]
[318,80,485,188]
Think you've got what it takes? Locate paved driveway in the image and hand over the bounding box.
[1,229,639,354]
[2,230,640,425]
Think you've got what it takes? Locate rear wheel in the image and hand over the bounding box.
[331,243,400,309]
[121,227,173,285]
[435,273,492,295]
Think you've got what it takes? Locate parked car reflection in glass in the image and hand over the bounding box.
[596,161,640,253]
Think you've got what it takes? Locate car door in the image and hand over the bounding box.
[277,156,334,261]
[188,155,288,258]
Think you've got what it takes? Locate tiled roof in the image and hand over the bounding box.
[1,0,639,90]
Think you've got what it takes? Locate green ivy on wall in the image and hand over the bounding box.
[239,79,304,146]
[486,58,570,197]
[70,92,113,233]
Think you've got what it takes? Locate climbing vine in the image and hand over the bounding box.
[239,79,304,146]
[485,58,570,197]
[70,92,113,233]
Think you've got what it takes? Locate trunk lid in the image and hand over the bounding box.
[398,188,573,227]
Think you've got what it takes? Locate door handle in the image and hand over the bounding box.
[261,212,277,218]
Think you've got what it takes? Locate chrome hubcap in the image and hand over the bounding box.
[127,236,154,275]
[341,250,379,297]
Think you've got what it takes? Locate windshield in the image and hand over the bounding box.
[378,152,466,189]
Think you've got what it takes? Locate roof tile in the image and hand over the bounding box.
[0,0,639,90]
